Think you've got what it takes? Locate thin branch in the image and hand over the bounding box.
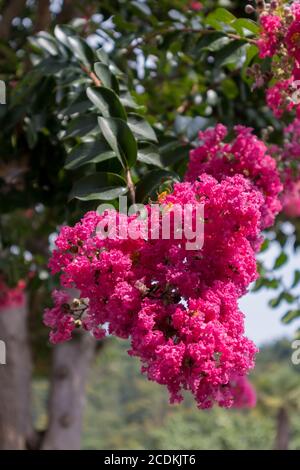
[125,27,257,56]
[126,168,136,206]
[81,65,102,87]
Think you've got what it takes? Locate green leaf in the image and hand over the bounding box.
[127,113,158,143]
[86,87,127,120]
[135,170,179,203]
[67,36,94,68]
[63,97,92,116]
[242,44,259,81]
[137,144,163,168]
[54,25,75,47]
[98,116,137,168]
[65,141,116,170]
[120,91,140,109]
[283,292,295,304]
[131,0,152,16]
[254,277,280,292]
[274,252,288,270]
[96,48,109,65]
[214,40,247,68]
[292,270,300,288]
[64,115,98,138]
[282,309,300,324]
[213,8,236,23]
[160,140,191,167]
[232,19,260,36]
[260,239,270,253]
[221,77,239,99]
[36,57,68,75]
[70,172,127,201]
[29,32,58,56]
[269,293,284,309]
[205,8,236,30]
[196,32,226,50]
[94,62,119,93]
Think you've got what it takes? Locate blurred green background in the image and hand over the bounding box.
[32,337,300,450]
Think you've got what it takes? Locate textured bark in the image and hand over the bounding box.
[275,407,290,450]
[41,333,96,450]
[0,297,33,450]
[0,0,26,39]
[35,0,52,32]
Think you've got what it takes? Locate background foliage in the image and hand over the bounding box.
[31,338,300,450]
[1,0,300,450]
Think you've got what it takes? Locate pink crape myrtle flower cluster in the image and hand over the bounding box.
[252,1,300,117]
[186,125,282,234]
[270,117,300,217]
[0,277,26,310]
[44,124,282,409]
[228,374,257,409]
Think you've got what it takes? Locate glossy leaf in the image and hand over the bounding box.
[70,172,127,201]
[87,87,127,120]
[127,113,158,143]
[94,62,119,93]
[137,144,163,168]
[67,36,94,68]
[65,141,116,170]
[98,116,137,168]
[214,40,247,68]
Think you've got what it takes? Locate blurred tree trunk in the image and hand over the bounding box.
[275,406,290,450]
[41,333,96,450]
[35,0,51,32]
[0,0,26,39]
[57,0,77,24]
[0,296,33,450]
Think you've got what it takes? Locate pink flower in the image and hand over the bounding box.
[266,79,296,118]
[274,117,300,217]
[0,277,26,310]
[286,19,300,63]
[257,14,282,58]
[185,125,282,233]
[281,180,300,217]
[230,374,257,408]
[44,177,261,408]
[45,123,281,409]
[44,290,75,343]
[189,1,203,12]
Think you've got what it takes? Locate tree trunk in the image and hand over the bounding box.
[0,296,33,450]
[0,0,26,40]
[57,0,77,24]
[41,333,96,450]
[275,406,290,450]
[35,0,52,32]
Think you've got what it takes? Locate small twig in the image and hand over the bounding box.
[125,27,257,55]
[81,65,102,87]
[126,168,136,205]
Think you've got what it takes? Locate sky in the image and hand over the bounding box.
[241,230,300,346]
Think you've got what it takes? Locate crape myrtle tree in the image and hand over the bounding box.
[1,0,300,450]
